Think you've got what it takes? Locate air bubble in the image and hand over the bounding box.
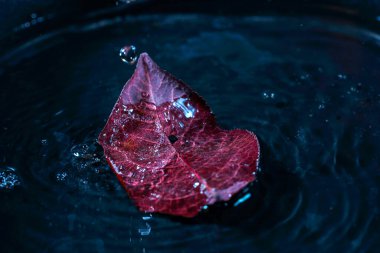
[119,45,137,65]
[337,73,347,80]
[262,92,275,99]
[138,222,151,236]
[0,167,20,190]
[71,144,89,158]
[56,172,68,181]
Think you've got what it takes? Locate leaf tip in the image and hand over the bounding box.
[137,52,155,69]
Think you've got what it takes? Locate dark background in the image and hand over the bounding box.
[1,0,380,56]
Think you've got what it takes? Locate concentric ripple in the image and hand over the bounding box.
[0,13,379,253]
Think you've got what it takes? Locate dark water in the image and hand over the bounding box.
[1,13,380,253]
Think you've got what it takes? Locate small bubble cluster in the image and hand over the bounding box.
[56,172,68,182]
[337,73,347,80]
[14,13,46,31]
[0,167,20,190]
[70,143,101,171]
[262,92,276,99]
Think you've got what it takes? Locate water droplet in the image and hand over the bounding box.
[318,103,325,110]
[337,73,347,80]
[71,144,89,158]
[262,92,275,99]
[119,45,137,65]
[56,172,68,181]
[0,167,20,190]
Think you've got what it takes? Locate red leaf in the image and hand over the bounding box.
[98,53,260,217]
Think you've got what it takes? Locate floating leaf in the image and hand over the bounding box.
[98,53,260,217]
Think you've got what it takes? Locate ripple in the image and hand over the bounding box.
[1,13,379,253]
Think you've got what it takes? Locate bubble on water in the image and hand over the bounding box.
[348,86,359,94]
[0,166,20,190]
[337,73,347,80]
[71,144,89,158]
[70,143,101,171]
[119,45,137,65]
[14,13,46,32]
[138,222,151,236]
[262,92,275,99]
[56,171,68,181]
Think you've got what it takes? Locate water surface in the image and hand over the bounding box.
[1,13,380,253]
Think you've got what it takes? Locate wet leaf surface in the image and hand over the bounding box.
[98,53,260,217]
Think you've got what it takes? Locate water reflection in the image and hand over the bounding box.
[172,97,196,119]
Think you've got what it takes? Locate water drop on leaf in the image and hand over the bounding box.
[168,135,178,144]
